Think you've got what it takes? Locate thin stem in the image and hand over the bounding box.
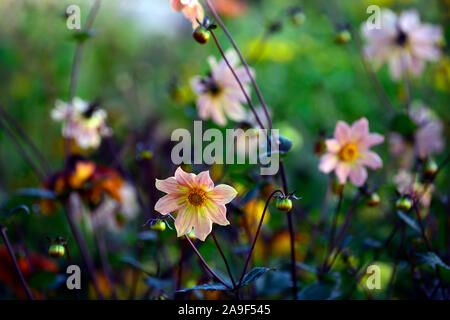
[205,0,273,130]
[68,0,102,101]
[211,229,236,288]
[321,192,361,273]
[238,190,283,286]
[286,211,298,299]
[0,116,46,182]
[350,25,396,114]
[386,225,406,299]
[328,184,345,249]
[93,225,119,299]
[278,159,298,299]
[168,215,231,289]
[413,203,433,252]
[0,105,51,175]
[63,200,104,299]
[176,239,185,291]
[209,30,266,131]
[0,225,34,300]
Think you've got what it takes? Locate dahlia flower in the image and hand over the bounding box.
[51,97,111,149]
[409,104,444,159]
[190,49,252,126]
[361,9,442,81]
[155,167,237,241]
[319,118,384,187]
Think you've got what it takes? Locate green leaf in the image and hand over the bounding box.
[240,267,272,287]
[298,281,338,300]
[138,231,157,241]
[256,270,292,295]
[417,252,450,270]
[71,30,96,42]
[15,188,57,199]
[27,271,61,290]
[296,262,318,274]
[396,210,420,233]
[145,277,172,290]
[121,256,151,275]
[390,114,418,137]
[177,282,229,292]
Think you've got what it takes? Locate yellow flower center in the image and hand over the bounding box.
[339,143,359,162]
[187,189,207,207]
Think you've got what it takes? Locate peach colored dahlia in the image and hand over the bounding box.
[155,167,237,241]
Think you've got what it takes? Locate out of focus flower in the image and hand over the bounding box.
[361,9,442,81]
[91,183,139,232]
[319,118,384,187]
[51,97,111,149]
[190,49,252,126]
[393,170,433,207]
[154,167,237,241]
[171,0,204,29]
[0,246,58,299]
[242,198,270,235]
[210,0,248,18]
[409,104,444,159]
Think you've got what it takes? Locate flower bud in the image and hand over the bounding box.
[288,7,306,26]
[423,159,438,180]
[276,198,293,211]
[48,244,65,258]
[335,30,352,44]
[396,196,412,212]
[151,220,166,232]
[366,192,380,207]
[193,26,210,44]
[187,229,197,240]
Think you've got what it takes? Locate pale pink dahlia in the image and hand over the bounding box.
[51,97,111,149]
[171,0,204,29]
[319,118,385,187]
[190,49,252,126]
[361,9,442,81]
[155,167,237,241]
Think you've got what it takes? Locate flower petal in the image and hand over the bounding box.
[154,193,185,215]
[175,166,197,188]
[325,139,341,153]
[359,151,383,169]
[335,162,351,185]
[350,117,369,143]
[349,166,368,187]
[203,201,230,226]
[193,211,213,241]
[334,121,351,144]
[175,204,196,237]
[155,177,184,194]
[319,153,338,173]
[208,184,237,205]
[196,170,214,191]
[363,133,385,148]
